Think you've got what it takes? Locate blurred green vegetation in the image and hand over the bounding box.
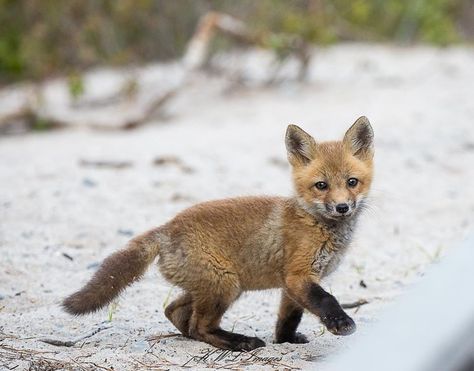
[0,0,472,84]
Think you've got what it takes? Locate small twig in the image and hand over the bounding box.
[39,325,111,347]
[70,356,114,371]
[146,333,181,343]
[79,159,133,169]
[68,356,89,371]
[86,361,114,371]
[62,252,74,261]
[0,344,56,355]
[131,356,170,370]
[341,299,369,309]
[145,333,182,354]
[40,338,77,347]
[119,336,130,350]
[0,343,102,370]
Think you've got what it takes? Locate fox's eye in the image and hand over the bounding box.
[315,181,328,190]
[347,178,359,187]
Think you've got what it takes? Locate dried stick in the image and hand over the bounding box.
[39,325,111,347]
[341,299,369,309]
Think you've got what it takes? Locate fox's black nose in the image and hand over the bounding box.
[335,203,349,214]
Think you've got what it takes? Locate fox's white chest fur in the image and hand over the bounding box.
[312,219,356,278]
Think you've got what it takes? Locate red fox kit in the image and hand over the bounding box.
[63,116,374,351]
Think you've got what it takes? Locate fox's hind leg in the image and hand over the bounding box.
[274,291,309,344]
[165,293,193,336]
[188,289,265,351]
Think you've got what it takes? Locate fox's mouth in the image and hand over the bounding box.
[323,201,357,219]
[323,211,355,220]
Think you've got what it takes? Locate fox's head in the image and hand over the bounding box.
[285,116,374,220]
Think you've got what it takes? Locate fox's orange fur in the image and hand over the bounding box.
[63,116,374,350]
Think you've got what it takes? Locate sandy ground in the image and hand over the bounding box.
[1,44,474,370]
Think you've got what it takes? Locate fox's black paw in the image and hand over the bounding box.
[275,332,309,344]
[232,336,266,351]
[291,332,309,344]
[321,313,356,336]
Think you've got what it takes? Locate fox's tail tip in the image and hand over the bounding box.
[62,298,82,316]
[61,291,104,315]
[62,229,161,316]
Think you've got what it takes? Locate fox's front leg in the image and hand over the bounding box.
[274,292,309,344]
[284,275,356,336]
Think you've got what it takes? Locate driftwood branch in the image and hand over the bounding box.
[183,11,260,70]
[183,11,310,78]
[0,11,310,133]
[341,299,369,309]
[39,325,111,347]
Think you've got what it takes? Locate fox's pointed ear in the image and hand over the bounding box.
[343,116,374,160]
[285,124,317,166]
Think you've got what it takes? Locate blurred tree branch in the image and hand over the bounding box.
[0,0,470,85]
[0,10,312,132]
[183,11,311,80]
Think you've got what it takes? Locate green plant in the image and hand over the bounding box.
[67,72,85,101]
[107,301,118,322]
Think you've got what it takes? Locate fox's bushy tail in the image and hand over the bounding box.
[62,229,160,315]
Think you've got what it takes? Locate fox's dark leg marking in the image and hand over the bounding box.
[188,292,265,351]
[275,292,308,344]
[307,282,356,336]
[165,293,193,336]
[206,327,265,351]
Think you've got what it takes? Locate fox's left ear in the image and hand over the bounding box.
[343,116,374,160]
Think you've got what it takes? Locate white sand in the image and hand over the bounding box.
[1,44,474,370]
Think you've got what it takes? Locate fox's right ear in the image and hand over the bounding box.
[285,124,317,166]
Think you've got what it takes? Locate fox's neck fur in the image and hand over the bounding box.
[294,196,359,247]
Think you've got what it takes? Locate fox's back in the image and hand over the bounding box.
[158,196,287,289]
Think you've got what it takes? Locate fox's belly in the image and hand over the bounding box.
[238,266,284,290]
[233,237,285,290]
